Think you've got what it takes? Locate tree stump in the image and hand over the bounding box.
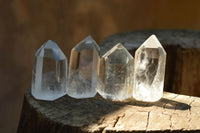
[18,30,200,133]
[100,29,200,97]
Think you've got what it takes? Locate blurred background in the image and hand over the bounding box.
[1,0,200,132]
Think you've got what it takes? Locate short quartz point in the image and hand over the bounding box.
[31,40,68,101]
[133,35,166,102]
[67,36,100,98]
[98,43,134,101]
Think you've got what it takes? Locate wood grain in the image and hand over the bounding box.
[99,30,200,97]
[2,1,200,132]
[18,30,200,133]
[17,88,200,133]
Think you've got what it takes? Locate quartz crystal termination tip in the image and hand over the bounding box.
[98,43,134,101]
[31,40,68,101]
[67,36,100,99]
[133,35,166,102]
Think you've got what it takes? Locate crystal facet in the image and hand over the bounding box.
[67,36,100,98]
[98,43,134,100]
[31,40,68,101]
[133,35,166,102]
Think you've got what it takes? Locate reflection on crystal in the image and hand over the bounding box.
[98,43,134,100]
[133,35,166,102]
[67,36,100,98]
[31,40,67,101]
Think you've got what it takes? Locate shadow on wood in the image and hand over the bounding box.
[100,30,200,97]
[18,30,200,132]
[17,88,200,133]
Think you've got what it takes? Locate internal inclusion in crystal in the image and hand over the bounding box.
[133,35,166,102]
[67,36,100,98]
[31,40,67,101]
[98,43,134,100]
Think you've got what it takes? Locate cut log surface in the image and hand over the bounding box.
[18,30,200,133]
[100,30,200,97]
[18,88,200,133]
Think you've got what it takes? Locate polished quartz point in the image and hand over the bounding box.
[31,40,67,101]
[67,36,100,98]
[98,43,134,101]
[133,35,166,102]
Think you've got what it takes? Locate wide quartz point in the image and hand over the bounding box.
[67,36,100,98]
[31,40,67,101]
[98,43,134,101]
[133,35,166,102]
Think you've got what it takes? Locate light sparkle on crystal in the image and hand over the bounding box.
[133,35,166,102]
[31,40,68,101]
[67,36,100,98]
[98,43,134,101]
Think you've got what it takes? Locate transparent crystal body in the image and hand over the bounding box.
[98,43,134,100]
[67,36,100,98]
[133,35,166,102]
[31,40,67,101]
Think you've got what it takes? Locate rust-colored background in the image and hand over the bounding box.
[1,0,200,132]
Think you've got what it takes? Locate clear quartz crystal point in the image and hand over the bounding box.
[31,40,68,101]
[133,35,166,102]
[98,43,134,101]
[67,36,100,98]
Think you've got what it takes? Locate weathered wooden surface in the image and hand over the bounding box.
[100,30,200,97]
[3,1,200,131]
[18,88,200,133]
[18,30,200,132]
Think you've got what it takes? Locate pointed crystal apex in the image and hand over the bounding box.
[142,35,166,52]
[74,36,100,52]
[141,35,162,48]
[98,43,134,101]
[103,43,133,63]
[113,43,124,48]
[31,40,68,101]
[36,40,66,61]
[43,40,60,49]
[67,36,100,99]
[133,35,166,102]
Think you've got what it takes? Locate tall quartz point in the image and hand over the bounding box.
[67,36,100,98]
[98,43,134,100]
[31,40,68,101]
[133,35,166,102]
